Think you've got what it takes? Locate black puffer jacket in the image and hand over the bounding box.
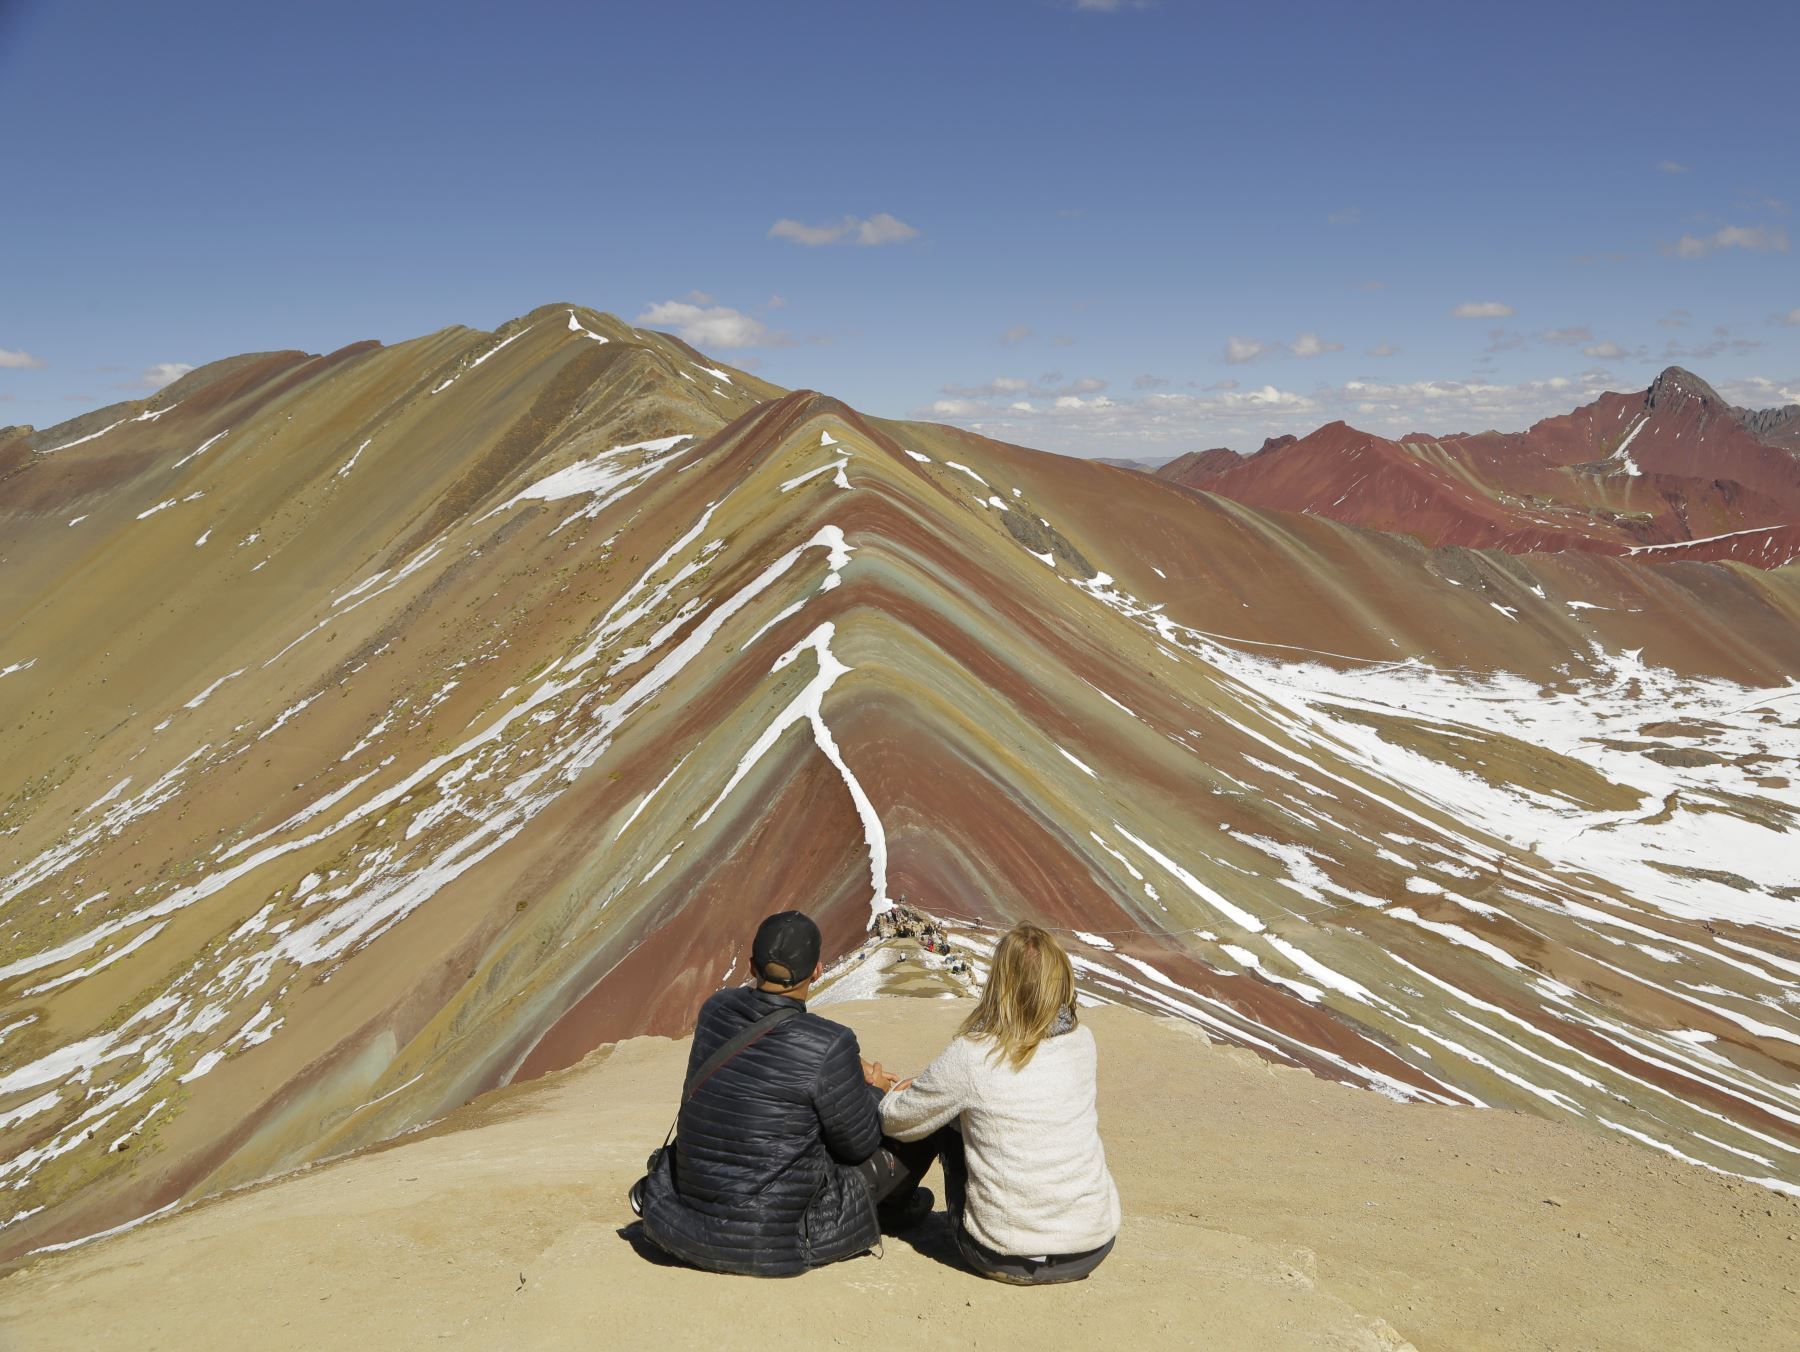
[638,987,883,1276]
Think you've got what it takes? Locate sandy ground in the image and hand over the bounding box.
[2,998,1796,1352]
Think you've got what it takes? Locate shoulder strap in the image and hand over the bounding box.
[684,1004,801,1102]
[659,1004,801,1150]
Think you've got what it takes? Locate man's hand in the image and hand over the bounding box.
[861,1058,899,1092]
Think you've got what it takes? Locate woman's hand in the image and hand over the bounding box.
[891,1077,914,1092]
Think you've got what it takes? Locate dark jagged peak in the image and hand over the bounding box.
[1641,365,1800,450]
[1645,365,1726,413]
[1255,433,1299,456]
[1731,400,1800,452]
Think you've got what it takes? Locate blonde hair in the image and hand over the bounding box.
[958,923,1076,1070]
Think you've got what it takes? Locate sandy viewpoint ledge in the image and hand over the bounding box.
[3,999,1796,1351]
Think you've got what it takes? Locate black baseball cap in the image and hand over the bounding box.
[752,911,821,988]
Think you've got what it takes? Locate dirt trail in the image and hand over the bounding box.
[3,999,1795,1351]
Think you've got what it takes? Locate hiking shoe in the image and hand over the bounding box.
[628,1177,646,1218]
[878,1187,934,1233]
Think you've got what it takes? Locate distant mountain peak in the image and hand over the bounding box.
[1646,365,1726,412]
[1153,446,1242,481]
[1734,401,1800,451]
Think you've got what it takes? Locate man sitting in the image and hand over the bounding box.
[634,911,924,1277]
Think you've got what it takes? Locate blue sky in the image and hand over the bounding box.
[2,0,1795,457]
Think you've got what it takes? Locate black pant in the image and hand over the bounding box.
[857,1089,1114,1285]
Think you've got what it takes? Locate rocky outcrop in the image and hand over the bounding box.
[1645,364,1727,412]
[1735,402,1800,452]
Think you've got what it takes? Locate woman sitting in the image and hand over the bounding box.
[873,922,1120,1284]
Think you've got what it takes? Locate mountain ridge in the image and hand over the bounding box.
[1156,364,1800,566]
[3,304,1798,1266]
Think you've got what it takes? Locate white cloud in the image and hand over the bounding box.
[123,362,194,389]
[945,374,1107,401]
[768,219,842,246]
[854,213,920,246]
[1327,206,1360,226]
[1663,332,1761,361]
[1656,160,1691,174]
[1074,0,1150,9]
[1716,375,1800,407]
[1229,333,1342,361]
[1583,341,1628,359]
[1775,307,1800,327]
[945,376,1033,398]
[1664,224,1789,258]
[999,325,1034,346]
[1238,385,1311,408]
[1452,301,1515,318]
[1365,343,1400,358]
[1133,373,1170,389]
[1288,332,1343,358]
[914,366,1684,458]
[768,212,919,247]
[1540,326,1594,345]
[0,348,47,369]
[636,299,776,349]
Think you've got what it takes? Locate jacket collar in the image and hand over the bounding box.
[747,985,808,1013]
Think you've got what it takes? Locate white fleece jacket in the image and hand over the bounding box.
[878,1025,1120,1256]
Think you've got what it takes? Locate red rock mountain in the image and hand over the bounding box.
[1157,446,1242,481]
[1158,367,1800,567]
